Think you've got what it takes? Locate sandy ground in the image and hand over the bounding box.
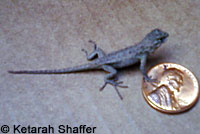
[1,0,200,134]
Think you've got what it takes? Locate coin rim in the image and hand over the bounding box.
[142,63,199,114]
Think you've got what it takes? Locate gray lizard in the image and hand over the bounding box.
[8,29,169,100]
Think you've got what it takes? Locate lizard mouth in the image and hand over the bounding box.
[160,32,169,43]
[155,35,168,48]
[158,35,168,43]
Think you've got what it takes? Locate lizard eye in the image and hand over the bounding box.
[152,29,161,35]
[154,29,160,33]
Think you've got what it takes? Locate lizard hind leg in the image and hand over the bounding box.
[100,65,128,100]
[81,40,106,61]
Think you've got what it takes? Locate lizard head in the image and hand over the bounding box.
[141,28,169,54]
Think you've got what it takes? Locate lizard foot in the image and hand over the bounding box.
[81,40,97,56]
[100,80,128,100]
[144,75,160,84]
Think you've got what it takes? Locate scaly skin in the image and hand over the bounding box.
[8,29,169,100]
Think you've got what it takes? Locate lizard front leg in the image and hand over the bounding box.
[100,65,128,100]
[139,53,156,82]
[81,40,106,60]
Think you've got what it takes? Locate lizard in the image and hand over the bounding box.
[8,28,169,100]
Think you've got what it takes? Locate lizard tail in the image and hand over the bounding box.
[8,63,99,74]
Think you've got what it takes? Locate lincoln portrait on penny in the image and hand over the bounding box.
[148,69,184,110]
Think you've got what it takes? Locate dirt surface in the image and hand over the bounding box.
[1,0,200,134]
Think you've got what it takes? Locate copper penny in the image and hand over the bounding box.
[142,63,199,113]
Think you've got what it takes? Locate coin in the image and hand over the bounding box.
[142,63,199,114]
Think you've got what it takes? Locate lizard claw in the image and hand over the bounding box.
[144,75,160,84]
[88,40,97,50]
[81,48,88,56]
[116,81,128,88]
[82,40,98,56]
[99,82,107,91]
